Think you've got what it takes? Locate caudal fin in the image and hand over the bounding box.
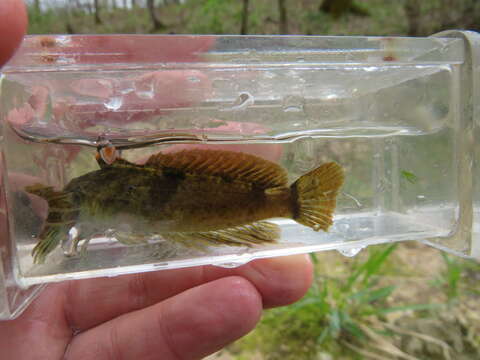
[25,184,77,263]
[291,162,344,232]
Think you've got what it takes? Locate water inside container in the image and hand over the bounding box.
[0,38,465,285]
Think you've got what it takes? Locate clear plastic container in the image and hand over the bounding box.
[0,31,478,320]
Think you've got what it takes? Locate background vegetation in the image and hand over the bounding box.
[25,1,480,359]
[27,0,480,36]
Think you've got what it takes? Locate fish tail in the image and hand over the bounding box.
[26,184,77,263]
[291,162,344,232]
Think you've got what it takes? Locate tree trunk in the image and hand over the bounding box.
[147,0,165,31]
[464,1,480,31]
[438,0,480,32]
[94,0,102,24]
[66,21,76,34]
[321,0,350,16]
[404,0,421,36]
[66,2,76,34]
[131,0,137,8]
[111,0,117,9]
[240,0,250,35]
[278,0,288,34]
[34,0,41,13]
[320,0,369,18]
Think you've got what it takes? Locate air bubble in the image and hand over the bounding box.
[62,226,79,256]
[338,223,351,232]
[136,90,155,99]
[104,97,122,111]
[342,192,363,209]
[120,87,134,95]
[282,95,305,113]
[135,81,155,99]
[284,106,303,112]
[214,261,248,268]
[220,92,254,111]
[338,246,364,257]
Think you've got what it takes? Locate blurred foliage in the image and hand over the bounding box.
[231,244,480,360]
[26,0,480,36]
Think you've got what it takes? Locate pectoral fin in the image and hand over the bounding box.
[26,184,78,264]
[161,221,280,248]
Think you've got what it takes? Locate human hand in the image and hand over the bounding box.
[0,2,313,359]
[1,256,312,359]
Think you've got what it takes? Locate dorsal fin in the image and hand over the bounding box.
[145,149,287,189]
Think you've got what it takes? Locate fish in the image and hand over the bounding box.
[25,148,345,264]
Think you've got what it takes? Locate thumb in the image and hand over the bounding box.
[0,0,28,67]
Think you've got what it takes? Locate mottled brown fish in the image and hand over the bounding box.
[26,148,344,264]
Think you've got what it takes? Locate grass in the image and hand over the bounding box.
[233,244,436,359]
[433,253,480,303]
[229,243,480,359]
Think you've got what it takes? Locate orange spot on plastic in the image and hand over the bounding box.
[383,55,396,62]
[39,37,57,48]
[41,55,58,63]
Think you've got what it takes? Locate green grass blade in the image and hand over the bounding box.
[401,170,419,184]
[343,321,366,340]
[370,303,443,315]
[316,327,330,345]
[361,244,398,285]
[351,285,396,304]
[329,309,342,337]
[344,244,397,291]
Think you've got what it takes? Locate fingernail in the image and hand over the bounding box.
[247,254,313,308]
[256,254,312,271]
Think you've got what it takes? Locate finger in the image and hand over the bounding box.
[0,285,72,360]
[62,254,312,331]
[0,0,27,67]
[65,276,262,360]
[60,35,215,64]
